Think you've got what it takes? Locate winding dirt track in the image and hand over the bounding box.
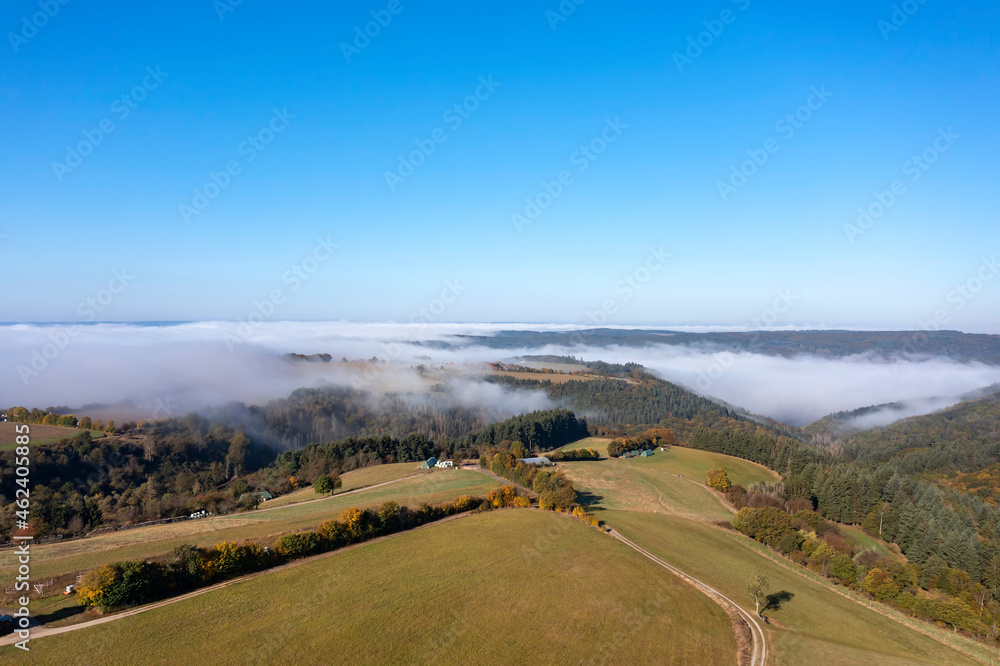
[609,530,767,666]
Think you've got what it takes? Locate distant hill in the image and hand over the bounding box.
[437,328,1000,364]
[484,359,801,442]
[805,383,1000,441]
[840,386,1000,475]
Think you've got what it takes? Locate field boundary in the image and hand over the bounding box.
[0,511,475,647]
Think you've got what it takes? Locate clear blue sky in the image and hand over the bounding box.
[1,1,998,330]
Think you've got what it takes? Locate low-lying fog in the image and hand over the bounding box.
[3,322,1000,429]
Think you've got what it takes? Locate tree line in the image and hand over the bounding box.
[77,491,524,612]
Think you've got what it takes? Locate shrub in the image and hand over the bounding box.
[706,468,731,492]
[275,531,323,559]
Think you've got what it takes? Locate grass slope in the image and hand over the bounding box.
[0,422,106,451]
[604,510,984,665]
[1,471,499,581]
[10,511,737,665]
[262,462,423,508]
[562,447,779,522]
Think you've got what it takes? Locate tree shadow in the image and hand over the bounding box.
[574,490,605,507]
[33,603,88,626]
[765,590,794,612]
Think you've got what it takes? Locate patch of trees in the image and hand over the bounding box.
[233,386,517,450]
[2,406,117,432]
[0,422,274,540]
[458,409,588,453]
[688,425,1000,642]
[479,450,578,512]
[732,505,992,636]
[77,492,505,612]
[608,427,676,457]
[268,433,437,486]
[549,448,600,462]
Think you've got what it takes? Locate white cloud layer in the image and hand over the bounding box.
[2,322,999,428]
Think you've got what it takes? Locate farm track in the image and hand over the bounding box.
[609,530,767,666]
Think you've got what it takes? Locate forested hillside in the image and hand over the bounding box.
[843,391,1000,475]
[447,328,1000,362]
[485,371,799,442]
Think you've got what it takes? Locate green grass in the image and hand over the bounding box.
[603,510,991,666]
[635,445,780,487]
[262,462,425,508]
[0,426,107,451]
[8,511,737,665]
[552,436,611,456]
[0,471,500,581]
[560,447,779,522]
[839,523,899,560]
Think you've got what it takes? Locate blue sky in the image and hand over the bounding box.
[1,1,998,330]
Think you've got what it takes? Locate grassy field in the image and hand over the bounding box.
[603,510,989,666]
[839,523,900,560]
[489,370,602,384]
[262,462,424,508]
[561,446,780,522]
[634,446,780,487]
[8,510,737,665]
[0,471,500,581]
[554,436,612,455]
[0,422,106,451]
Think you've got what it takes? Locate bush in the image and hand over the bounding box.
[706,468,731,492]
[275,531,323,559]
[77,561,168,612]
[732,507,797,548]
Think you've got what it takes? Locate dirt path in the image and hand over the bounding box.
[609,530,767,666]
[253,473,423,514]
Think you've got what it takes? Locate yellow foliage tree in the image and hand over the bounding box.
[706,468,731,492]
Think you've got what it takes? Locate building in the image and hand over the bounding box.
[435,460,454,468]
[420,457,438,469]
[640,450,653,457]
[517,457,553,466]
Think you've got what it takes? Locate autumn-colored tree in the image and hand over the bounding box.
[77,564,119,610]
[510,441,527,459]
[706,468,731,492]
